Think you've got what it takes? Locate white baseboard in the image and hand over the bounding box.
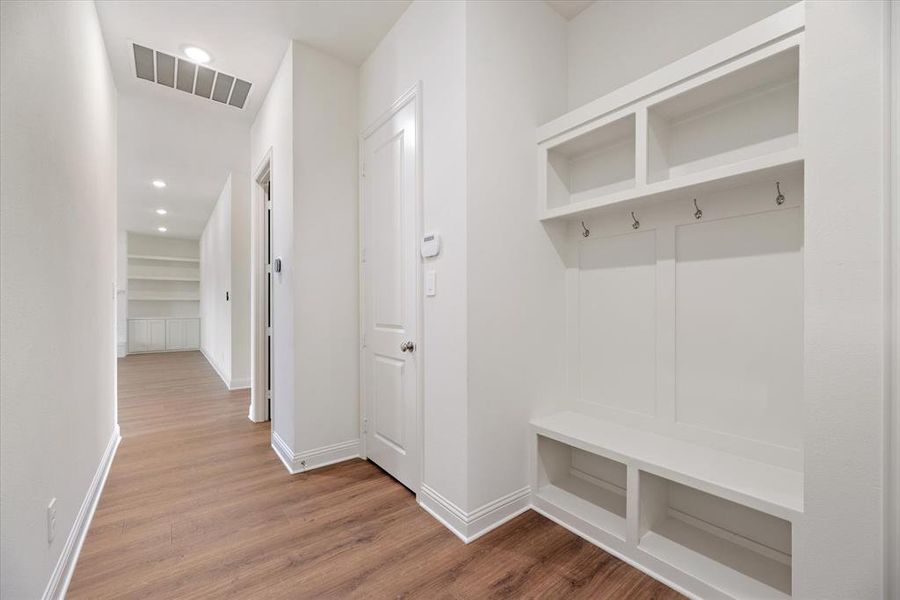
[200,347,231,389]
[418,484,531,543]
[228,376,250,390]
[271,431,360,474]
[201,348,251,391]
[42,424,121,600]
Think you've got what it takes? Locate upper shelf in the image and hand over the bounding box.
[128,254,199,263]
[542,147,802,222]
[128,276,200,282]
[537,5,803,223]
[531,411,802,521]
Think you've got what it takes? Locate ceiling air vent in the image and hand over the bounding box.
[132,44,252,109]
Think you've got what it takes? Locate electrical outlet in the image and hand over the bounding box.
[47,498,56,543]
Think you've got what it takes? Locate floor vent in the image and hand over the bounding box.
[133,44,252,109]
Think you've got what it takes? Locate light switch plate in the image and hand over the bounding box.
[425,270,436,297]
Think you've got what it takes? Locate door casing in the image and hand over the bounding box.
[250,150,272,423]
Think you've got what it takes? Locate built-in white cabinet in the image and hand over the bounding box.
[128,318,166,352]
[166,318,200,351]
[127,317,199,353]
[532,5,805,599]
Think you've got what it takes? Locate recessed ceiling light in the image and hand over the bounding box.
[156,208,167,215]
[158,227,168,233]
[184,46,211,64]
[152,179,166,188]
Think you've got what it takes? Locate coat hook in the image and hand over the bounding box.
[581,221,590,238]
[775,181,785,205]
[693,198,703,220]
[631,211,640,230]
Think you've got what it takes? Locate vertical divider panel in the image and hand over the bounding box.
[565,255,581,407]
[638,471,669,540]
[635,108,649,186]
[655,224,677,423]
[537,145,549,215]
[626,465,641,547]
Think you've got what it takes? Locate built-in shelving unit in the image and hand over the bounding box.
[126,234,200,353]
[532,5,805,599]
[537,8,803,224]
[532,413,799,599]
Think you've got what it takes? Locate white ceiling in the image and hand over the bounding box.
[96,1,412,121]
[117,94,249,239]
[96,0,411,239]
[546,0,595,20]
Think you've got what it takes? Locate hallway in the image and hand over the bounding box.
[67,352,680,599]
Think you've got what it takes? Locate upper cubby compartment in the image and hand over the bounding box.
[546,114,635,209]
[647,47,799,184]
[536,2,804,223]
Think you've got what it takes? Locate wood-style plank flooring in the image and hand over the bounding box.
[68,351,681,599]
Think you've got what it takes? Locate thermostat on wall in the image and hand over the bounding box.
[421,232,441,258]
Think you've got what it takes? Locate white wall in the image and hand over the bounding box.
[251,45,295,445]
[566,0,796,109]
[201,176,233,381]
[291,42,359,454]
[465,1,568,511]
[890,4,900,598]
[797,1,891,596]
[360,0,470,510]
[199,171,253,390]
[0,1,118,598]
[251,41,359,458]
[116,232,128,357]
[230,170,251,388]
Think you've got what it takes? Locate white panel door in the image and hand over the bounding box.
[148,319,166,351]
[128,319,147,352]
[362,98,419,492]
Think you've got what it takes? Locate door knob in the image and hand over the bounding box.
[400,341,415,353]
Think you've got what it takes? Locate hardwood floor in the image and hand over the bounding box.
[68,351,682,599]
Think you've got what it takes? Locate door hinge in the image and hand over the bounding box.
[266,200,272,210]
[361,163,366,178]
[266,389,271,400]
[362,418,368,433]
[360,334,367,349]
[266,263,272,274]
[360,247,366,263]
[267,326,272,337]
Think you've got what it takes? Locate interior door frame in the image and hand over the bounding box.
[250,149,273,423]
[358,82,424,494]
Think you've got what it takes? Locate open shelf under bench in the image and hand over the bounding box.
[532,412,801,598]
[532,411,802,520]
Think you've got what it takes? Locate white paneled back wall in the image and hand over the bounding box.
[566,170,804,470]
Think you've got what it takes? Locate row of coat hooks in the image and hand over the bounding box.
[580,181,786,238]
